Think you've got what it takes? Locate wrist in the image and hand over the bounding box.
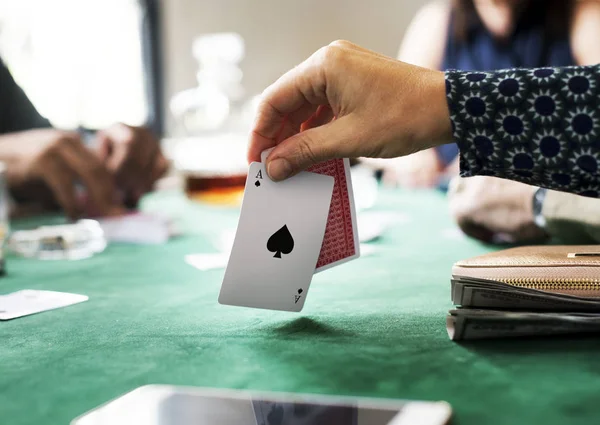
[416,70,453,150]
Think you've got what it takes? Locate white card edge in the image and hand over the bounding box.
[217,299,305,313]
[2,289,89,300]
[342,157,361,258]
[260,147,274,164]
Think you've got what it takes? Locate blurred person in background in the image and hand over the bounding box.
[367,0,600,246]
[0,58,167,219]
[369,0,600,187]
[448,176,600,245]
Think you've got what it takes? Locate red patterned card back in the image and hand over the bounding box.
[307,159,357,270]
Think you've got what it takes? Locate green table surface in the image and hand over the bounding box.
[2,188,600,425]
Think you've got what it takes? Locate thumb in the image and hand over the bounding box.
[266,116,357,181]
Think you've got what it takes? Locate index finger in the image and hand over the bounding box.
[247,49,330,163]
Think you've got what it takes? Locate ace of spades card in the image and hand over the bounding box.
[260,148,360,273]
[219,162,334,312]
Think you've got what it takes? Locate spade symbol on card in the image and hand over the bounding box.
[254,170,263,188]
[294,288,303,304]
[267,225,294,258]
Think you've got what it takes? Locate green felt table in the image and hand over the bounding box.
[2,188,600,425]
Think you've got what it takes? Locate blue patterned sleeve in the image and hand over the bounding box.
[445,64,600,197]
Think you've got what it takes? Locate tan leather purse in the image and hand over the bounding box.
[452,245,600,297]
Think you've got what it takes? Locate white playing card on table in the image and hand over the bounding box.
[96,213,173,245]
[219,162,334,312]
[0,289,88,320]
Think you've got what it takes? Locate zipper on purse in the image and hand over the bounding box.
[496,277,600,291]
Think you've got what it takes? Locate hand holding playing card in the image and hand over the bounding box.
[247,41,450,181]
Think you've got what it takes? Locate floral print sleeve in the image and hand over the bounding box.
[445,65,600,197]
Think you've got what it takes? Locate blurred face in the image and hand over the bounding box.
[473,0,531,39]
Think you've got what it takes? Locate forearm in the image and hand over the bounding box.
[445,64,600,197]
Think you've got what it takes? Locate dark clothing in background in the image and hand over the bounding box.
[0,59,51,134]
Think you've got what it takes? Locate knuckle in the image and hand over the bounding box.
[254,97,271,118]
[328,39,353,48]
[295,136,320,166]
[109,123,136,145]
[450,203,468,224]
[50,132,73,148]
[450,203,476,232]
[448,192,470,221]
[323,45,342,63]
[316,44,343,66]
[45,139,68,157]
[58,130,79,143]
[313,46,330,63]
[121,128,136,145]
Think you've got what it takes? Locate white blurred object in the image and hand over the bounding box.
[0,0,147,129]
[97,214,174,245]
[170,86,230,133]
[359,244,378,257]
[215,228,236,253]
[185,252,229,271]
[441,226,466,241]
[173,134,248,178]
[170,33,246,135]
[9,220,106,260]
[241,94,262,129]
[358,211,410,242]
[350,165,379,211]
[192,33,245,102]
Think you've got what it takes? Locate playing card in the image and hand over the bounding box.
[0,289,88,320]
[97,213,174,245]
[219,162,334,312]
[261,149,359,272]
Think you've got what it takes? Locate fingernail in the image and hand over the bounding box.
[267,158,293,181]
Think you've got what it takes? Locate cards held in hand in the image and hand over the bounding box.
[448,245,600,340]
[219,158,359,312]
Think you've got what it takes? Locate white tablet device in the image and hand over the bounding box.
[71,385,452,425]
